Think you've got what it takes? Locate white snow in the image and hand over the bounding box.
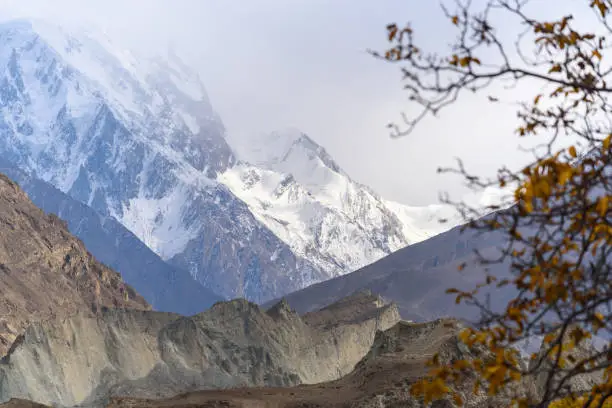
[0,18,221,261]
[177,110,200,134]
[168,71,205,101]
[114,184,199,259]
[221,128,516,278]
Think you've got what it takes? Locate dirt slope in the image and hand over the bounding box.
[0,174,149,356]
[104,318,514,408]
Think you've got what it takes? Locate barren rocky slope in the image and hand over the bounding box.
[0,174,149,356]
[104,318,537,408]
[0,400,49,408]
[0,158,223,316]
[0,291,399,408]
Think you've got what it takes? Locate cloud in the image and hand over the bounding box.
[0,0,573,206]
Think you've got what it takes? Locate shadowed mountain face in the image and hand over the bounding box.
[0,292,400,408]
[265,220,517,322]
[0,173,149,356]
[0,159,224,316]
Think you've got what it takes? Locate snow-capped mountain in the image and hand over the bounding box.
[0,18,461,303]
[0,19,324,302]
[220,129,452,275]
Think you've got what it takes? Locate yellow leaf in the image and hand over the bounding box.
[558,168,572,185]
[596,196,609,216]
[534,94,542,104]
[543,333,556,344]
[568,146,577,158]
[593,49,602,60]
[594,312,605,330]
[451,15,459,25]
[604,134,611,151]
[473,381,480,395]
[458,329,472,344]
[549,64,562,73]
[446,288,460,294]
[452,392,464,406]
[453,359,470,370]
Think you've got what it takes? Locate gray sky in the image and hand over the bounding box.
[2,0,576,205]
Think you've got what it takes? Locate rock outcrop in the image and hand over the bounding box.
[0,174,149,356]
[0,292,400,407]
[105,318,538,408]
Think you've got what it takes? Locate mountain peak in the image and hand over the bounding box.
[0,18,213,113]
[231,128,345,177]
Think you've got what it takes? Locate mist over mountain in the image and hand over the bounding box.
[0,18,468,303]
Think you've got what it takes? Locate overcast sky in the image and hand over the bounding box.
[2,0,580,205]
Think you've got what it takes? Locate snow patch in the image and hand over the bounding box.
[114,185,199,260]
[177,110,200,134]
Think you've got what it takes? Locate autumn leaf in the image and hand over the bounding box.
[603,134,611,151]
[386,24,398,41]
[594,196,609,216]
[592,49,602,60]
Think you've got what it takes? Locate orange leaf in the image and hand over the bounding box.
[603,134,611,151]
[596,196,609,216]
[593,49,602,60]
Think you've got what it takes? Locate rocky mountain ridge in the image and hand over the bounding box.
[0,173,149,356]
[101,318,536,408]
[2,309,605,408]
[0,158,223,316]
[0,291,400,408]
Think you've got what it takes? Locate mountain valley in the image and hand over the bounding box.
[0,13,581,408]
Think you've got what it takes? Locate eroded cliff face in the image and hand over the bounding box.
[0,174,149,356]
[0,292,400,407]
[103,318,537,408]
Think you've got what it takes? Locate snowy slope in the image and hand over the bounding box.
[220,128,460,277]
[0,19,227,257]
[0,19,322,302]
